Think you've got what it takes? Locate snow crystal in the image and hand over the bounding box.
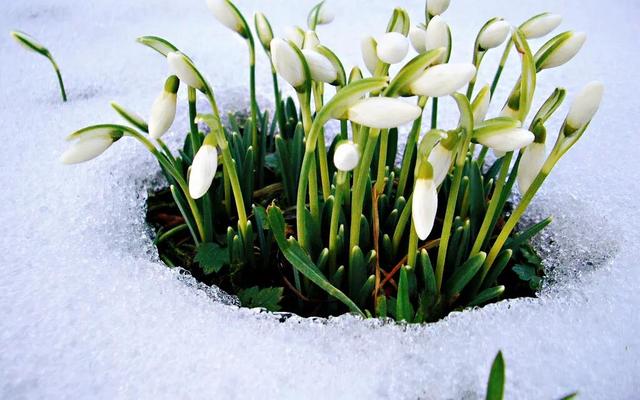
[1,0,639,399]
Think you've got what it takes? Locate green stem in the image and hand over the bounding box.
[490,39,513,98]
[188,87,201,154]
[312,84,331,199]
[272,68,286,135]
[374,129,389,194]
[476,146,489,166]
[48,57,67,102]
[407,222,419,268]
[397,96,428,197]
[298,91,320,220]
[219,140,249,238]
[430,97,438,129]
[466,51,485,99]
[328,172,346,275]
[392,193,412,256]
[248,40,259,157]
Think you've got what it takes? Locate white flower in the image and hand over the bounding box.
[167,52,204,90]
[347,97,421,129]
[409,63,476,97]
[271,38,306,88]
[333,141,360,172]
[254,12,274,50]
[314,3,334,25]
[361,36,379,75]
[517,142,546,194]
[520,13,562,39]
[376,32,409,64]
[409,25,427,53]
[471,84,491,124]
[412,177,438,240]
[425,16,450,59]
[427,0,450,17]
[478,19,511,50]
[538,32,586,70]
[427,143,453,186]
[566,81,604,130]
[284,26,305,48]
[149,76,179,139]
[476,127,534,152]
[303,31,320,50]
[189,144,219,199]
[60,132,114,164]
[302,49,337,83]
[206,0,244,35]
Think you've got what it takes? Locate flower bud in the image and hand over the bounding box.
[302,49,337,83]
[478,19,511,50]
[206,0,246,37]
[333,141,360,172]
[61,128,122,164]
[564,81,604,132]
[536,31,586,70]
[149,75,179,139]
[308,1,335,27]
[475,126,534,152]
[427,0,450,17]
[347,97,421,129]
[471,84,491,124]
[427,143,453,186]
[271,38,307,89]
[284,26,305,48]
[167,52,204,90]
[349,66,363,83]
[425,16,450,60]
[376,32,409,64]
[361,36,379,75]
[254,12,274,51]
[409,63,476,97]
[412,175,438,240]
[520,13,562,39]
[517,142,546,194]
[409,25,427,54]
[189,141,219,199]
[10,30,49,56]
[303,31,320,50]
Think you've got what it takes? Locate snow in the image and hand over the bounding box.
[1,0,639,399]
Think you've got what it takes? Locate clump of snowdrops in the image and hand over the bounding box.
[61,0,603,322]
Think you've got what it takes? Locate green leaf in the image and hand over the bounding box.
[237,286,283,312]
[194,242,229,274]
[485,351,505,400]
[468,286,505,307]
[396,266,414,322]
[445,252,486,301]
[512,264,542,290]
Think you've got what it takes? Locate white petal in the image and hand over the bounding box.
[361,36,379,75]
[333,141,360,172]
[167,52,203,89]
[425,16,449,55]
[271,38,306,88]
[409,63,476,97]
[477,128,534,152]
[521,13,562,39]
[409,26,426,53]
[284,26,304,48]
[479,20,511,50]
[427,0,450,16]
[255,13,273,49]
[517,142,546,194]
[206,0,242,34]
[376,32,409,64]
[540,32,586,69]
[427,144,453,186]
[347,97,421,129]
[316,6,335,25]
[148,92,177,139]
[412,178,438,240]
[472,85,491,124]
[566,81,604,129]
[61,135,113,164]
[302,49,337,83]
[189,145,218,199]
[303,31,320,50]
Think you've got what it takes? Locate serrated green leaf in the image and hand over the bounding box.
[195,242,229,274]
[237,286,283,312]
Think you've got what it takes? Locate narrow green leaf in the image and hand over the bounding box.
[445,252,486,301]
[396,266,414,322]
[136,35,179,57]
[468,286,505,307]
[485,351,505,400]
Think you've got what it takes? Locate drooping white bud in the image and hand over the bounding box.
[427,0,451,17]
[476,127,535,152]
[284,26,305,48]
[478,19,511,50]
[520,13,562,39]
[427,143,453,186]
[412,177,438,240]
[565,81,604,131]
[361,36,379,75]
[254,12,274,51]
[347,97,421,129]
[333,141,360,172]
[302,49,337,83]
[167,52,204,90]
[149,76,179,139]
[206,0,245,36]
[425,16,450,59]
[60,133,115,164]
[409,25,427,54]
[303,31,320,50]
[189,144,219,199]
[537,32,586,70]
[376,32,409,65]
[471,84,491,124]
[314,3,334,25]
[271,38,306,88]
[409,63,476,97]
[517,142,546,194]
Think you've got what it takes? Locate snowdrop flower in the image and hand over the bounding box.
[409,63,476,97]
[376,32,409,64]
[361,36,379,75]
[565,81,604,132]
[303,31,320,50]
[475,124,535,152]
[149,75,179,139]
[271,38,307,89]
[333,141,360,172]
[517,142,546,194]
[520,13,562,39]
[284,26,305,48]
[254,12,274,51]
[428,143,453,186]
[425,16,450,62]
[10,30,48,55]
[61,128,121,164]
[536,32,586,70]
[302,49,337,83]
[167,52,204,90]
[478,19,511,50]
[349,66,363,83]
[412,164,438,240]
[206,0,246,37]
[347,97,421,129]
[189,135,219,199]
[427,0,450,17]
[409,25,427,54]
[471,84,491,124]
[308,1,334,27]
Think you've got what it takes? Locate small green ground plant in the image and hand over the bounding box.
[61,0,602,322]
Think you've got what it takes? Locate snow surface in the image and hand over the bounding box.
[1,0,639,398]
